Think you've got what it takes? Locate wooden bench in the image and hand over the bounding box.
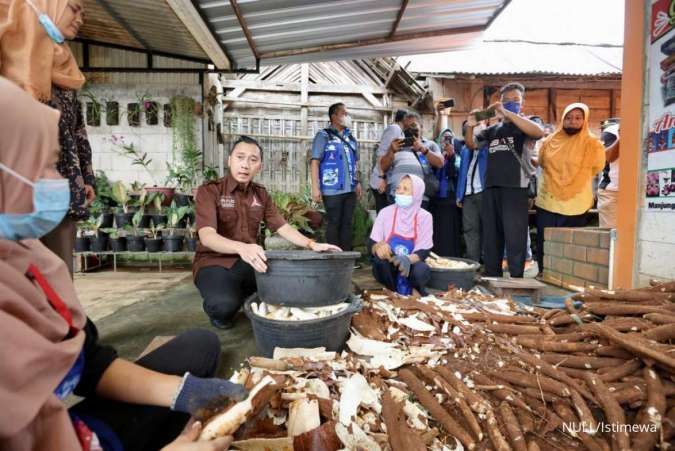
[481,277,547,304]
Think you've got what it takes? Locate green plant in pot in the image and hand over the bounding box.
[185,217,198,252]
[101,224,127,252]
[163,202,190,252]
[87,214,108,252]
[126,210,146,252]
[264,192,316,250]
[111,181,136,228]
[144,220,164,253]
[148,191,167,227]
[74,221,91,252]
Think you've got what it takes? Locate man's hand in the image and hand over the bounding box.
[237,243,268,273]
[443,142,455,158]
[372,241,392,260]
[467,110,480,128]
[355,182,363,199]
[377,178,387,194]
[412,137,425,153]
[310,242,342,252]
[84,184,96,207]
[311,186,322,203]
[389,138,403,154]
[162,421,232,451]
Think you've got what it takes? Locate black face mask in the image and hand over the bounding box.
[563,127,582,135]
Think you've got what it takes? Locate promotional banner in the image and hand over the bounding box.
[647,0,675,209]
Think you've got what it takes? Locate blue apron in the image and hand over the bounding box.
[319,129,358,192]
[387,208,418,295]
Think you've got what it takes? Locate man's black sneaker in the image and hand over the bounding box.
[210,317,235,330]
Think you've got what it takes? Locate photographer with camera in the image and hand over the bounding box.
[464,82,544,278]
[380,112,444,210]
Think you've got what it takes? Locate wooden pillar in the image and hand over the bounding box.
[300,64,310,187]
[615,0,645,288]
[609,89,617,118]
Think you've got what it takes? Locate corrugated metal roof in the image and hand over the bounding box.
[397,41,623,76]
[79,0,209,61]
[196,0,508,68]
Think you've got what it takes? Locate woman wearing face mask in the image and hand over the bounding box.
[369,174,433,296]
[1,0,96,274]
[0,80,244,451]
[533,103,606,277]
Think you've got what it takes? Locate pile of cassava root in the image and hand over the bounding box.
[200,281,675,451]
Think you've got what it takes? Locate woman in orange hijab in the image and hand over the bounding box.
[534,103,606,277]
[0,0,96,274]
[0,79,241,450]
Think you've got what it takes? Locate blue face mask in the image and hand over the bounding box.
[503,101,521,115]
[26,0,65,44]
[0,163,70,240]
[395,194,413,208]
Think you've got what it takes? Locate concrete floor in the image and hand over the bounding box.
[74,260,569,378]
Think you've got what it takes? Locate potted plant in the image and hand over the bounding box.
[185,217,198,251]
[127,102,140,127]
[102,225,127,252]
[74,222,90,252]
[163,202,190,252]
[264,192,316,250]
[82,90,101,127]
[111,181,135,227]
[126,210,145,252]
[149,191,167,227]
[144,220,163,253]
[106,101,119,126]
[89,171,116,227]
[88,214,108,252]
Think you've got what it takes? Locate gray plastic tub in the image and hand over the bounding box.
[427,257,480,291]
[244,294,363,358]
[255,250,361,306]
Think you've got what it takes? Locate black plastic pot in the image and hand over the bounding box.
[163,236,184,252]
[89,235,109,252]
[127,235,145,252]
[244,294,362,358]
[174,193,192,207]
[109,237,127,252]
[140,214,152,228]
[74,237,90,252]
[254,251,361,306]
[100,212,114,228]
[186,237,198,252]
[114,212,135,228]
[106,101,119,126]
[150,214,167,227]
[427,257,480,291]
[144,238,162,253]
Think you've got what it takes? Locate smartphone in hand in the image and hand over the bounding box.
[474,108,496,122]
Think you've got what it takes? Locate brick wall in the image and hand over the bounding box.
[543,228,611,290]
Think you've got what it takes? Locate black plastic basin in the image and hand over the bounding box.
[427,257,480,291]
[254,250,360,306]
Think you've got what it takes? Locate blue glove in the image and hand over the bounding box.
[392,254,411,278]
[171,373,248,416]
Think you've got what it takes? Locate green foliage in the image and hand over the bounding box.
[165,201,190,236]
[111,181,130,213]
[148,219,164,239]
[202,165,219,183]
[131,210,144,236]
[86,214,105,237]
[101,227,126,239]
[352,200,373,250]
[109,135,157,185]
[168,96,203,192]
[270,191,314,235]
[89,171,115,216]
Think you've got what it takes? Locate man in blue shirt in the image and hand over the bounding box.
[310,103,362,251]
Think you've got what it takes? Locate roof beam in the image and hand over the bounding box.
[259,25,484,60]
[166,0,232,69]
[229,0,259,60]
[389,0,409,38]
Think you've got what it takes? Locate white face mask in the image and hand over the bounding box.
[340,115,352,129]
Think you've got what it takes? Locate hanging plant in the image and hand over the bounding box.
[127,103,140,127]
[168,96,201,193]
[106,101,119,126]
[163,103,172,127]
[86,102,101,126]
[145,101,159,125]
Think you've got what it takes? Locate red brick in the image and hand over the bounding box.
[543,270,563,287]
[562,274,587,290]
[587,248,610,266]
[599,233,611,249]
[597,266,609,285]
[563,244,587,262]
[573,229,601,247]
[574,262,598,281]
[544,228,554,240]
[548,228,574,243]
[550,256,573,275]
[544,241,564,257]
[544,255,552,269]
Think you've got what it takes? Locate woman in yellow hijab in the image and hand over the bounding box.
[534,103,606,277]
